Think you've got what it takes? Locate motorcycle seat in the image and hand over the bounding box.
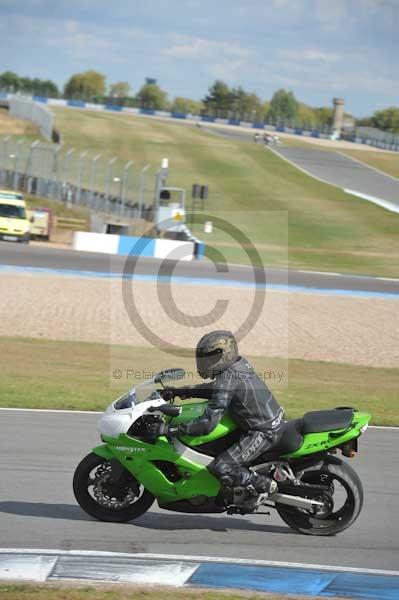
[301,409,354,434]
[268,409,354,456]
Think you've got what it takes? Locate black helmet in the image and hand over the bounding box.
[196,330,238,379]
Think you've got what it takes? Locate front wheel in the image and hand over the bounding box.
[73,452,154,523]
[276,457,363,536]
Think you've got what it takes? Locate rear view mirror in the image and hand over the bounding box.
[154,368,185,383]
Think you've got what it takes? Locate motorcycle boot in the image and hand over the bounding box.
[219,470,278,512]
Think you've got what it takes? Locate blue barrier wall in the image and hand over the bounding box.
[140,108,156,116]
[194,242,206,260]
[117,235,156,257]
[32,96,48,103]
[171,112,187,119]
[311,130,320,138]
[294,128,303,135]
[105,104,123,111]
[252,122,265,129]
[228,118,241,126]
[67,100,86,108]
[201,115,215,122]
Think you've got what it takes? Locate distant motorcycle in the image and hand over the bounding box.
[74,369,371,536]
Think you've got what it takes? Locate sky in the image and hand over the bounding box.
[0,0,398,117]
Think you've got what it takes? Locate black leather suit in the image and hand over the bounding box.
[177,357,284,487]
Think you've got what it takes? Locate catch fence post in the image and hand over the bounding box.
[77,150,88,205]
[105,156,118,215]
[90,154,102,209]
[25,139,40,193]
[138,164,150,222]
[121,159,134,218]
[64,148,75,185]
[13,138,25,189]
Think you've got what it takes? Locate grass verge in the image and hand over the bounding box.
[0,583,326,600]
[1,336,397,425]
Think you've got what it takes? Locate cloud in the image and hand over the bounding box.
[163,34,251,61]
[162,34,252,83]
[280,48,340,64]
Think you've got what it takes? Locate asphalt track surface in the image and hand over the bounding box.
[274,147,399,209]
[1,243,399,295]
[0,410,397,570]
[204,124,399,209]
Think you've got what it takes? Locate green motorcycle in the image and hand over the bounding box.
[73,368,371,536]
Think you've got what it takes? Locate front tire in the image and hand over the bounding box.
[73,452,154,523]
[276,457,363,536]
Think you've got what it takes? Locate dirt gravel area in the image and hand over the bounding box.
[1,272,398,369]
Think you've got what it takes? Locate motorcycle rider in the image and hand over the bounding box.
[152,330,284,505]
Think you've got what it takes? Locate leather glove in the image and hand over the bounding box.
[159,388,177,401]
[159,387,191,401]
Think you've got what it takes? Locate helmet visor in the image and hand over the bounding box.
[196,348,222,378]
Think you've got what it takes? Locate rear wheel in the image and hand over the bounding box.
[276,458,363,536]
[73,452,154,523]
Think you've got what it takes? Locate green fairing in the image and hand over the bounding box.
[92,444,114,460]
[171,401,238,446]
[98,433,220,503]
[94,404,371,504]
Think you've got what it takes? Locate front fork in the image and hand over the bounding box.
[93,444,132,488]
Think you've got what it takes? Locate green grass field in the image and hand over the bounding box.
[0,583,320,600]
[51,108,399,277]
[2,337,397,425]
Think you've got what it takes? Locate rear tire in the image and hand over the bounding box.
[276,457,363,536]
[73,452,154,523]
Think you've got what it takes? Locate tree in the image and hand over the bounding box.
[0,71,21,92]
[40,79,59,97]
[267,89,298,124]
[0,72,59,97]
[135,83,168,110]
[171,97,203,115]
[296,103,318,128]
[64,70,106,101]
[313,107,334,129]
[370,107,399,134]
[231,87,264,121]
[109,81,131,98]
[202,80,232,117]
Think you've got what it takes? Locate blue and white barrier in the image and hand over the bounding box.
[1,550,398,599]
[73,231,201,261]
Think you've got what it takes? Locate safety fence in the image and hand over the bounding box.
[8,95,54,140]
[0,136,157,222]
[2,92,398,151]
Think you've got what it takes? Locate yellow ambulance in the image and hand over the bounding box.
[0,189,31,243]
